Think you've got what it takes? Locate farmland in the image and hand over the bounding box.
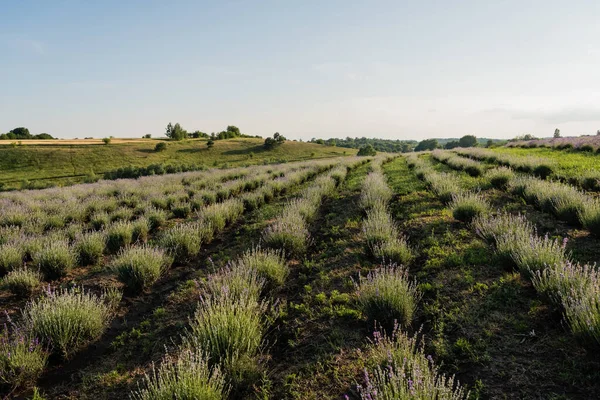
[0,138,354,191]
[1,147,600,399]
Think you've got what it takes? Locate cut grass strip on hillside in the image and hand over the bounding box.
[390,155,600,399]
[0,138,354,190]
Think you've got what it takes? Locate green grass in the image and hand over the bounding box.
[0,138,354,190]
[490,146,600,181]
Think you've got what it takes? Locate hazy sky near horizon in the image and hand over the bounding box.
[1,0,599,141]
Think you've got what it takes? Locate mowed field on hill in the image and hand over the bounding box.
[0,138,355,190]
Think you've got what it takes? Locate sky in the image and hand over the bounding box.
[1,0,599,141]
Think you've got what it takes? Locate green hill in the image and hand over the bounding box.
[0,138,355,190]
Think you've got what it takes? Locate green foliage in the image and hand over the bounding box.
[187,289,266,379]
[238,247,288,289]
[1,268,42,297]
[131,349,229,400]
[23,287,114,358]
[414,139,439,152]
[75,231,106,265]
[111,246,172,292]
[355,265,420,327]
[264,132,286,149]
[357,144,377,156]
[154,142,168,152]
[485,166,514,189]
[0,242,25,274]
[157,222,202,262]
[458,135,478,148]
[102,137,111,145]
[32,240,77,279]
[207,139,215,149]
[0,329,48,390]
[450,192,490,223]
[105,221,134,253]
[165,122,188,141]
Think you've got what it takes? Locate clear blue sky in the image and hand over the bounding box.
[1,0,599,140]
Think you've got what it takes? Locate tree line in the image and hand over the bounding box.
[0,127,54,140]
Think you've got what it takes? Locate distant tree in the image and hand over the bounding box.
[400,143,413,153]
[596,130,600,136]
[486,139,494,148]
[165,122,188,141]
[102,137,111,145]
[554,128,561,138]
[458,135,478,148]
[144,134,152,139]
[264,132,286,149]
[357,144,377,156]
[226,125,240,136]
[414,139,439,152]
[33,133,54,140]
[444,140,460,149]
[154,142,167,152]
[9,127,31,139]
[191,131,208,139]
[206,139,215,149]
[315,139,324,145]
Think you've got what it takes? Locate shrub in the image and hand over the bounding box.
[562,280,600,344]
[2,268,43,297]
[154,142,168,152]
[472,212,533,246]
[354,264,419,327]
[157,223,202,262]
[357,144,377,156]
[0,328,48,391]
[145,207,168,230]
[22,287,113,358]
[425,173,462,204]
[90,212,110,230]
[238,247,288,289]
[111,246,172,292]
[171,202,191,219]
[105,221,134,253]
[32,240,77,279]
[131,348,228,400]
[0,242,25,274]
[532,164,554,179]
[499,233,569,274]
[132,217,150,242]
[262,213,309,257]
[198,199,244,233]
[360,172,393,210]
[110,207,134,222]
[485,167,514,189]
[359,326,468,400]
[74,231,106,266]
[580,200,600,236]
[578,144,594,152]
[187,290,266,379]
[204,263,265,302]
[372,236,413,265]
[450,192,490,223]
[362,206,398,250]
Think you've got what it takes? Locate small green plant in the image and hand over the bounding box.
[102,137,111,145]
[187,290,266,379]
[204,263,265,301]
[262,213,309,257]
[0,328,48,391]
[111,246,172,292]
[31,240,77,279]
[485,166,514,189]
[238,247,288,289]
[74,231,106,265]
[354,265,420,327]
[131,348,229,400]
[2,268,43,297]
[372,236,413,265]
[105,221,134,253]
[157,222,202,262]
[450,192,490,223]
[22,286,114,358]
[154,142,168,152]
[0,242,25,274]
